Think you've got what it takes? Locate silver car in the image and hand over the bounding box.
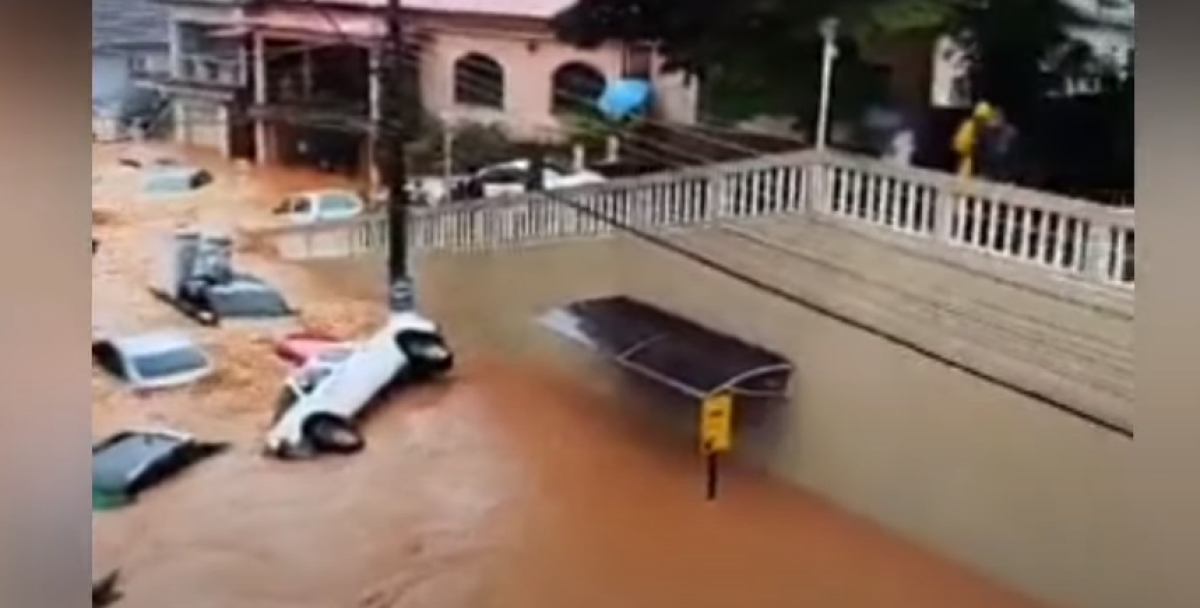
[91,330,213,390]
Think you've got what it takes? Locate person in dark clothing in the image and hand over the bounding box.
[976,108,1020,182]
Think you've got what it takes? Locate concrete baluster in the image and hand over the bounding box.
[1084,219,1115,281]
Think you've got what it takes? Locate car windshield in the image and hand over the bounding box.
[92,432,182,493]
[130,346,209,380]
[294,365,335,393]
[544,160,574,176]
[206,284,291,318]
[319,192,360,211]
[142,167,212,194]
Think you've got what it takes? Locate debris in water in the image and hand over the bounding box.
[92,569,121,606]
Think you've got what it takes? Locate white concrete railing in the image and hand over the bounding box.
[812,154,1135,287]
[259,150,1134,289]
[264,152,813,255]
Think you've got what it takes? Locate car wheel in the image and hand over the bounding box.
[302,414,364,454]
[395,331,453,380]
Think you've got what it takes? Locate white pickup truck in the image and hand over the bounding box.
[264,312,453,458]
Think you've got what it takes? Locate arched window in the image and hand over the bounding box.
[550,61,606,115]
[453,52,505,109]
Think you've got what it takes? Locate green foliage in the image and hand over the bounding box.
[553,0,960,124]
[562,111,616,148]
[406,119,521,174]
[949,0,1096,126]
[553,0,1130,131]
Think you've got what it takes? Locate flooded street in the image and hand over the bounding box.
[92,143,1044,608]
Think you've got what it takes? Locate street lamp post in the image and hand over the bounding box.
[815,17,839,150]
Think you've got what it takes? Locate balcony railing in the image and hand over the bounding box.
[249,93,371,130]
[256,149,1135,291]
[130,53,245,88]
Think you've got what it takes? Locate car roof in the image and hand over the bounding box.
[298,188,360,199]
[144,165,205,179]
[108,330,201,356]
[208,276,274,293]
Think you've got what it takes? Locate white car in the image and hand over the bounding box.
[91,330,214,390]
[264,312,453,458]
[272,189,366,224]
[456,159,606,200]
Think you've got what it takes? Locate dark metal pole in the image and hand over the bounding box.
[378,0,414,312]
[705,451,719,500]
[525,144,545,192]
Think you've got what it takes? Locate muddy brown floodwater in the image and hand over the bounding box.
[92,143,1046,608]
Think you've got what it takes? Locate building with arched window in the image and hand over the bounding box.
[144,0,701,172]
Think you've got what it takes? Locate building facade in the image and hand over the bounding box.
[134,0,698,174]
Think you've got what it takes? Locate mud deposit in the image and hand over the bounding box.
[92,143,1043,608]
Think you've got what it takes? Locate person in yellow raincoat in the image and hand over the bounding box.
[952,102,998,177]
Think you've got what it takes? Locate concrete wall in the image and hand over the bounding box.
[173,98,228,154]
[303,225,1133,608]
[612,230,1132,608]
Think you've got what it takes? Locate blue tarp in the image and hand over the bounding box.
[597,78,652,120]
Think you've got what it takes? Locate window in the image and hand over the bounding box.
[205,284,291,318]
[622,43,654,79]
[319,192,360,211]
[476,166,527,185]
[272,386,299,422]
[543,159,573,177]
[129,347,208,380]
[92,432,182,494]
[295,366,333,394]
[453,53,505,109]
[551,62,606,115]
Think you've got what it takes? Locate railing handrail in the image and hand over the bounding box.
[130,52,244,85]
[257,149,1133,289]
[813,151,1135,228]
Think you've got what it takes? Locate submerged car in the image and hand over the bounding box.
[272,330,349,367]
[149,229,295,326]
[272,189,366,224]
[91,329,213,390]
[264,312,453,458]
[92,428,227,508]
[141,164,213,195]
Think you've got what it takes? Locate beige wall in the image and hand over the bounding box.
[307,228,1132,608]
[418,29,696,139]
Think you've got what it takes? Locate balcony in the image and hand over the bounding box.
[130,53,245,95]
[249,94,371,132]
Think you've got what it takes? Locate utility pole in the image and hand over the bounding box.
[377,0,414,312]
[815,17,839,150]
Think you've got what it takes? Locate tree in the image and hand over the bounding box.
[552,0,1100,129]
[951,0,1095,126]
[552,0,959,127]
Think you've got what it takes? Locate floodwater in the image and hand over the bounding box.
[91,142,1046,608]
